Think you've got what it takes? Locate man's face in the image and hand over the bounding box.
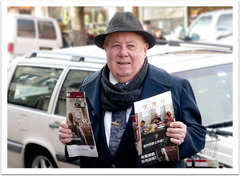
[103,32,149,83]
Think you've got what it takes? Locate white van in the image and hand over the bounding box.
[7,15,63,59]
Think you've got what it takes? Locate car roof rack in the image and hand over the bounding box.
[25,50,106,64]
[156,39,233,52]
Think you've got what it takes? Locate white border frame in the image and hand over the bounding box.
[1,0,238,175]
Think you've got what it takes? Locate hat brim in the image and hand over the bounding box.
[94,31,156,50]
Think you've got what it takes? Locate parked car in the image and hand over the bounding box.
[183,9,232,45]
[7,14,63,66]
[7,45,106,168]
[7,42,233,168]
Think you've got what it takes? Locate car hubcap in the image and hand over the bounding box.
[31,155,53,168]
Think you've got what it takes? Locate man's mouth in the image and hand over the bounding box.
[117,61,130,65]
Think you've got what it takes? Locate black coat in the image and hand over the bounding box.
[66,64,206,168]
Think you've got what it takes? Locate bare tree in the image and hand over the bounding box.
[71,7,86,46]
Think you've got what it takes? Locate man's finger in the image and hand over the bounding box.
[60,138,72,145]
[170,137,184,145]
[59,132,72,139]
[166,132,184,140]
[167,127,183,134]
[60,121,69,128]
[58,132,72,145]
[59,127,72,134]
[169,121,185,128]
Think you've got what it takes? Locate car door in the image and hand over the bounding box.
[7,65,63,167]
[47,68,95,168]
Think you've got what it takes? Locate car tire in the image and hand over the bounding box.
[26,150,57,168]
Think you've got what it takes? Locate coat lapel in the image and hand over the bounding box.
[141,64,172,99]
[81,70,102,143]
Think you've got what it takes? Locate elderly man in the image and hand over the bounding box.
[59,11,206,168]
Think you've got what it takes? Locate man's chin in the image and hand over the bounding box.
[115,74,133,83]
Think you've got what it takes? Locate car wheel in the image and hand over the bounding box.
[27,150,57,168]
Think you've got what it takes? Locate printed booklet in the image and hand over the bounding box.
[132,91,179,167]
[66,92,98,157]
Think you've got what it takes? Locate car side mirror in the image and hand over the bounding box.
[191,33,200,41]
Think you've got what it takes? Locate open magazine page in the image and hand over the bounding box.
[133,91,179,167]
[66,92,98,157]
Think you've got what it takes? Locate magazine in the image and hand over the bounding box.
[66,92,98,157]
[132,91,179,167]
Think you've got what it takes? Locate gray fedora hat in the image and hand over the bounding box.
[94,11,156,49]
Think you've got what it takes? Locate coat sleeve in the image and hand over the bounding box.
[177,79,206,159]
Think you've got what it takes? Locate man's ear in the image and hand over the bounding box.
[103,44,108,51]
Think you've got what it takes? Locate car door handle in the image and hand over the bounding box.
[49,121,60,129]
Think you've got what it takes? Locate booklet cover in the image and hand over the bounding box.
[133,91,179,167]
[66,92,98,157]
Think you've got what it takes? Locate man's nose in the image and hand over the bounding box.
[118,46,129,57]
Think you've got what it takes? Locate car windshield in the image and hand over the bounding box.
[174,63,232,127]
[188,15,213,41]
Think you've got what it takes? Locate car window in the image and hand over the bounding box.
[217,14,232,31]
[8,66,63,111]
[55,69,94,116]
[189,15,212,41]
[37,20,56,40]
[174,64,232,127]
[17,19,36,38]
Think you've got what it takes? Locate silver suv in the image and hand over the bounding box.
[7,43,233,168]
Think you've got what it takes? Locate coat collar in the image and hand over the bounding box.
[147,64,172,87]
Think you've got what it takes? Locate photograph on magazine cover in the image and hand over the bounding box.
[66,91,98,157]
[133,91,179,167]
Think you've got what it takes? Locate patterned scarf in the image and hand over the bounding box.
[101,59,148,111]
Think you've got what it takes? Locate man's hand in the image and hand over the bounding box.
[166,121,187,145]
[58,121,72,145]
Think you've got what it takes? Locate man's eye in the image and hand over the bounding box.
[128,45,135,48]
[112,44,120,48]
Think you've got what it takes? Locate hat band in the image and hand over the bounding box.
[106,26,145,35]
